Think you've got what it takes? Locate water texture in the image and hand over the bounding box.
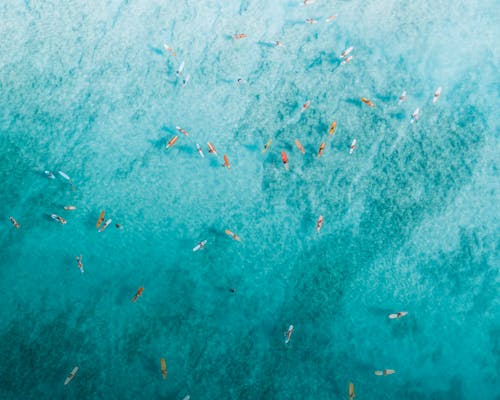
[0,0,498,399]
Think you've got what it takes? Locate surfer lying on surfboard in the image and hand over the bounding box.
[132,287,144,303]
[284,325,294,344]
[361,97,375,107]
[318,143,326,157]
[9,216,20,229]
[193,240,207,251]
[295,139,305,154]
[281,151,289,171]
[64,366,79,385]
[374,369,395,376]
[349,382,355,399]
[225,229,241,242]
[160,358,167,379]
[51,214,67,224]
[389,311,408,319]
[223,154,231,170]
[76,255,84,273]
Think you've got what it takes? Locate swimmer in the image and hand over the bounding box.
[341,56,353,65]
[325,15,337,23]
[349,382,355,399]
[44,170,55,179]
[225,229,242,242]
[374,369,396,376]
[64,366,79,385]
[318,142,326,157]
[75,255,84,273]
[433,86,442,103]
[361,97,375,107]
[233,33,248,39]
[132,287,144,302]
[281,151,289,171]
[166,135,179,149]
[399,90,407,102]
[301,100,311,112]
[51,214,67,225]
[176,126,190,136]
[341,46,353,58]
[196,143,205,158]
[349,139,357,154]
[329,121,337,135]
[305,18,318,24]
[388,311,408,319]
[64,205,76,211]
[295,139,305,154]
[98,218,112,233]
[223,154,231,170]
[176,61,185,77]
[9,216,20,229]
[410,108,420,124]
[262,138,273,154]
[316,215,324,232]
[284,325,294,344]
[208,142,218,155]
[115,223,123,229]
[182,74,191,87]
[229,288,236,293]
[96,210,105,228]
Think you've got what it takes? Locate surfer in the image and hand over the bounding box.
[208,142,218,155]
[410,108,420,123]
[262,139,272,153]
[389,311,408,319]
[44,170,55,179]
[176,126,190,136]
[76,255,84,273]
[196,143,205,158]
[193,240,207,251]
[233,33,248,39]
[329,121,337,135]
[305,18,318,24]
[341,56,353,65]
[281,151,289,171]
[326,15,337,23]
[176,61,185,77]
[316,215,324,232]
[96,210,105,228]
[166,136,179,149]
[374,369,395,376]
[225,229,242,242]
[51,214,67,225]
[64,205,76,211]
[318,142,326,157]
[64,366,79,385]
[399,90,407,102]
[132,287,144,302]
[223,154,231,170]
[275,40,284,47]
[349,139,357,154]
[361,97,375,107]
[301,100,311,112]
[349,382,355,399]
[98,218,112,232]
[341,46,353,58]
[284,325,294,344]
[433,86,442,103]
[237,78,246,84]
[9,216,20,229]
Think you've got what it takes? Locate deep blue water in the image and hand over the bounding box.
[0,1,499,399]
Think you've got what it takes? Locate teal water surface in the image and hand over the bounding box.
[0,0,499,399]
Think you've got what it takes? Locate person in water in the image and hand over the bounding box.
[76,255,84,273]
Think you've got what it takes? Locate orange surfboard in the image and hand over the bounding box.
[96,210,105,228]
[160,358,167,379]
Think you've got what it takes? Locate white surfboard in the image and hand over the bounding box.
[193,240,207,252]
[176,61,185,76]
[389,311,408,319]
[349,139,357,154]
[341,46,353,58]
[182,74,190,87]
[64,366,79,385]
[98,218,112,233]
[58,171,71,181]
[196,144,205,158]
[374,369,395,376]
[433,86,442,103]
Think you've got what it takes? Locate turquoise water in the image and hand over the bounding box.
[1,0,499,399]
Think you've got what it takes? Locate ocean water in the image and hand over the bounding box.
[0,0,499,399]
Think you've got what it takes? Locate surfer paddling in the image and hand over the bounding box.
[160,358,167,379]
[132,287,144,303]
[75,255,84,273]
[208,142,218,155]
[318,143,326,157]
[349,382,355,399]
[410,108,420,124]
[301,100,311,112]
[281,151,289,171]
[176,126,190,136]
[193,240,207,251]
[225,229,241,242]
[233,33,248,39]
[374,369,396,376]
[262,139,272,154]
[284,325,294,344]
[399,90,407,102]
[341,46,353,58]
[329,121,337,135]
[64,366,79,385]
[51,214,67,224]
[361,97,375,107]
[433,86,442,103]
[389,311,408,319]
[64,205,76,211]
[166,136,179,149]
[9,216,20,229]
[316,215,324,232]
[349,139,357,154]
[223,154,231,170]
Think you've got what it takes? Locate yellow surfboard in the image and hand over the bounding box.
[348,382,355,399]
[160,358,167,379]
[262,138,272,154]
[96,210,105,228]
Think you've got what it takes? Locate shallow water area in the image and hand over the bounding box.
[0,0,499,399]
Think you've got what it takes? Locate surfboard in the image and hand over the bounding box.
[96,211,105,228]
[166,136,179,149]
[64,366,79,385]
[375,369,395,376]
[262,139,272,154]
[349,139,357,154]
[193,240,207,252]
[176,61,185,76]
[196,143,205,158]
[58,171,71,181]
[182,74,190,87]
[389,311,408,319]
[329,121,337,135]
[207,142,217,155]
[64,206,76,211]
[348,382,355,399]
[51,214,67,224]
[294,139,305,154]
[160,358,167,379]
[98,219,112,233]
